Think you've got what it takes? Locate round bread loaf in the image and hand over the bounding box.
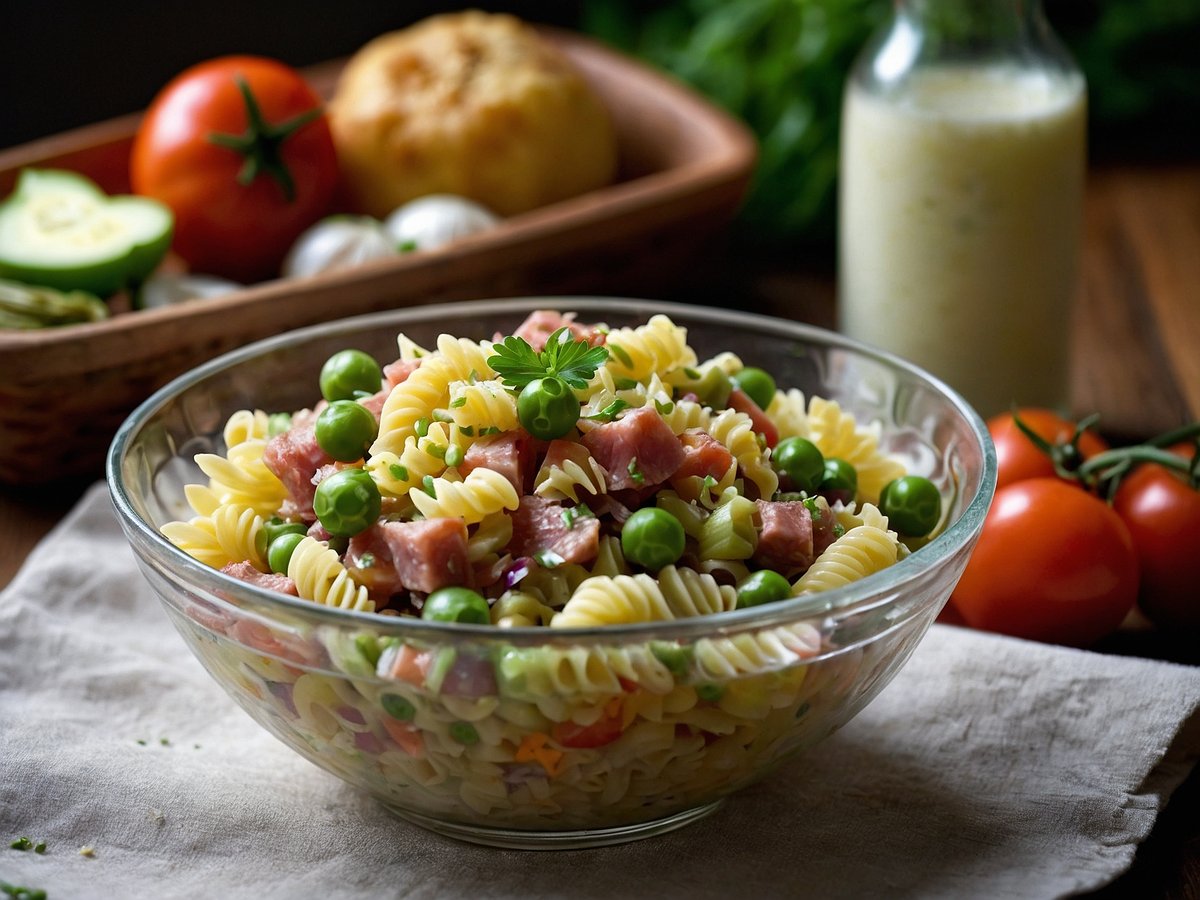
[329,12,618,218]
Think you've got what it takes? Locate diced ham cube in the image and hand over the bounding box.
[346,524,405,604]
[264,408,332,520]
[460,432,529,495]
[440,652,498,698]
[581,406,685,491]
[383,358,421,388]
[728,388,779,448]
[753,500,815,575]
[510,310,605,351]
[510,495,600,565]
[220,560,299,596]
[380,518,472,593]
[358,390,388,420]
[672,431,736,484]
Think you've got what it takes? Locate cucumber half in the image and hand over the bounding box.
[0,168,173,296]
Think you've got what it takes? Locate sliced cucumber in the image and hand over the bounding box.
[0,168,173,296]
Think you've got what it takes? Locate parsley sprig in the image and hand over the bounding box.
[488,328,609,391]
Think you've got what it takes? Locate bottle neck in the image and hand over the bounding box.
[896,0,1046,47]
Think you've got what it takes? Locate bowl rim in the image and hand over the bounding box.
[108,295,996,642]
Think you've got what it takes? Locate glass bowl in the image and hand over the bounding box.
[108,297,995,849]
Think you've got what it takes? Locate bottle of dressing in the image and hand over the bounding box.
[838,0,1086,418]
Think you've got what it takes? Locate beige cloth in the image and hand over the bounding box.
[2,484,1198,899]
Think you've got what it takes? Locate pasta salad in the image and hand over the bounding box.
[160,310,943,830]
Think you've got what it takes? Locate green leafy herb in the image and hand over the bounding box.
[627,457,645,486]
[614,377,640,391]
[1,881,47,900]
[432,409,454,423]
[444,445,465,468]
[449,396,467,409]
[586,398,632,422]
[487,328,609,391]
[459,425,475,437]
[655,399,675,415]
[606,343,634,370]
[10,838,32,851]
[479,426,502,437]
[415,417,430,438]
[562,503,595,530]
[425,443,447,460]
[359,552,376,569]
[533,549,565,568]
[389,463,408,482]
[397,239,418,253]
[421,475,438,499]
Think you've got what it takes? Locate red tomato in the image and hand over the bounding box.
[988,409,1108,491]
[131,56,337,281]
[1113,443,1200,629]
[951,478,1138,646]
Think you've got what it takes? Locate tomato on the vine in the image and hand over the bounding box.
[950,478,1138,646]
[987,408,1109,491]
[131,56,338,282]
[1112,443,1200,630]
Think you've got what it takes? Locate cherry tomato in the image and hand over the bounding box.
[1113,443,1200,630]
[131,56,338,281]
[988,408,1109,491]
[951,478,1138,646]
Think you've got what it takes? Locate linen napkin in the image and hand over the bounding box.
[2,484,1198,900]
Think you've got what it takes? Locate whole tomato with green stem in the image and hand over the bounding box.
[950,478,1138,646]
[1107,437,1200,630]
[131,56,338,282]
[988,408,1109,491]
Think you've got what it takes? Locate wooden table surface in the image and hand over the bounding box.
[1,160,1198,897]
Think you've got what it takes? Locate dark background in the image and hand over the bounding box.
[1,1,583,149]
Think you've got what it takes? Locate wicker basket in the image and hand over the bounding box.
[0,30,755,485]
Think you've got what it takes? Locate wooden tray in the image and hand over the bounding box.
[0,29,756,485]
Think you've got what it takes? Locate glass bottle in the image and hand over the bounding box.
[837,0,1086,418]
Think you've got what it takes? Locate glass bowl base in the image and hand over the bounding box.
[380,799,726,850]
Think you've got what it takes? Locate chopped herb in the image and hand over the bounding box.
[614,377,639,391]
[10,838,32,851]
[160,738,170,746]
[1,882,47,900]
[587,398,631,422]
[415,417,430,437]
[444,445,465,468]
[655,399,675,415]
[358,552,376,569]
[479,426,501,436]
[136,739,146,746]
[425,443,447,460]
[449,396,468,409]
[33,843,45,855]
[627,457,645,486]
[467,369,479,384]
[487,328,609,390]
[421,475,438,498]
[696,683,724,702]
[432,409,454,423]
[702,474,718,491]
[533,549,565,568]
[389,463,409,482]
[833,523,846,538]
[802,497,822,517]
[607,343,634,370]
[756,432,767,450]
[397,239,418,252]
[683,367,702,380]
[561,504,595,530]
[267,412,292,436]
[459,425,475,437]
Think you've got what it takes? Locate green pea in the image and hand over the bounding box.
[773,436,826,494]
[517,376,580,440]
[879,475,942,537]
[736,569,793,608]
[650,641,694,677]
[731,366,776,410]
[315,399,378,462]
[381,693,416,722]
[268,531,306,575]
[422,587,490,624]
[267,412,293,436]
[319,349,382,402]
[313,467,381,537]
[621,507,686,571]
[263,517,307,547]
[820,457,858,495]
[450,721,480,745]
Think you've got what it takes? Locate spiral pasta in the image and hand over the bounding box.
[552,568,735,628]
[799,397,906,505]
[790,525,899,596]
[410,467,520,524]
[447,379,519,434]
[287,535,373,612]
[195,439,287,518]
[601,314,696,382]
[534,444,607,503]
[222,409,271,449]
